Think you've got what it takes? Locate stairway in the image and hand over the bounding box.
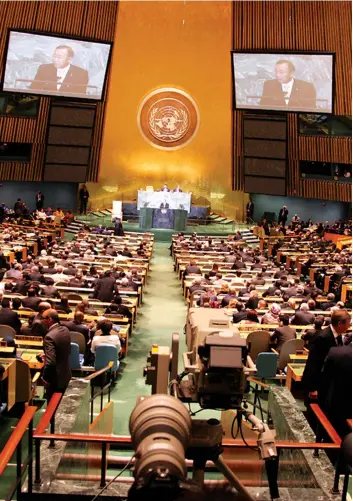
[239,229,259,245]
[208,212,235,225]
[65,220,86,234]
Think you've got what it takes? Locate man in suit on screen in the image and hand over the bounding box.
[30,45,89,95]
[260,60,316,110]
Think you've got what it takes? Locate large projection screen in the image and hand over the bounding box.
[232,51,334,113]
[1,30,112,101]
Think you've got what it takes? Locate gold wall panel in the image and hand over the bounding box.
[89,1,247,219]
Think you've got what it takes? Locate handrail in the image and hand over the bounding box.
[84,361,114,381]
[0,406,36,476]
[310,403,342,446]
[31,431,340,450]
[34,393,62,435]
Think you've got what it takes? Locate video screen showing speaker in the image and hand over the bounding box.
[1,30,112,101]
[232,51,334,113]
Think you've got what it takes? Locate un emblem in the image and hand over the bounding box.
[138,88,200,150]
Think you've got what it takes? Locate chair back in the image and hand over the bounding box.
[94,344,119,372]
[278,338,305,371]
[256,352,278,379]
[0,324,16,341]
[69,342,81,370]
[246,330,270,363]
[20,307,35,312]
[69,331,86,354]
[55,281,69,287]
[67,293,83,301]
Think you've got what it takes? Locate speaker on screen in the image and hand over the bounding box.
[1,30,112,101]
[232,51,334,113]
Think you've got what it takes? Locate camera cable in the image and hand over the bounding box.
[90,454,135,501]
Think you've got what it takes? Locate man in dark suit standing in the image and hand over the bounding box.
[114,218,125,236]
[30,45,88,96]
[302,310,351,402]
[35,191,45,210]
[320,342,352,438]
[271,315,296,352]
[278,205,288,225]
[246,199,254,223]
[260,60,317,110]
[79,185,90,215]
[42,309,71,401]
[93,271,119,302]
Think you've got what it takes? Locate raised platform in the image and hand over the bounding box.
[70,215,256,243]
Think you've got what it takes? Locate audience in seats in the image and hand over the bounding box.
[91,319,121,355]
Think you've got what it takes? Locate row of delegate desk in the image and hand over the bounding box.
[174,234,352,396]
[0,229,155,409]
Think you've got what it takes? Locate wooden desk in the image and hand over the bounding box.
[341,283,352,303]
[286,363,306,392]
[17,348,44,370]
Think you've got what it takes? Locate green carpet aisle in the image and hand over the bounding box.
[110,241,188,435]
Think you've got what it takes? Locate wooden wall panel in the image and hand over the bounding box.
[232,1,352,202]
[0,1,119,182]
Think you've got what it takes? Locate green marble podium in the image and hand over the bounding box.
[139,207,188,231]
[139,208,153,230]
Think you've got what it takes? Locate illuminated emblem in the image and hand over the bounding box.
[138,88,200,150]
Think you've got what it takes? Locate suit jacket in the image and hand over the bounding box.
[246,202,254,216]
[61,320,89,343]
[321,301,336,311]
[41,285,60,298]
[43,324,71,389]
[271,326,296,351]
[232,310,248,324]
[93,276,118,302]
[245,297,259,309]
[30,64,89,95]
[21,296,41,311]
[12,279,31,296]
[231,261,246,270]
[0,308,21,332]
[291,310,315,325]
[184,265,202,277]
[278,208,289,221]
[302,326,338,393]
[221,294,237,307]
[302,328,322,351]
[251,278,266,286]
[28,272,43,282]
[262,286,279,297]
[114,222,125,236]
[320,344,352,437]
[260,79,316,109]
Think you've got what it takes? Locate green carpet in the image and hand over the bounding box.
[110,241,188,435]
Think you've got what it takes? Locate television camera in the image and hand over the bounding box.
[127,331,280,501]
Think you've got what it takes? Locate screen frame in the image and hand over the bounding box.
[231,49,336,115]
[0,28,114,103]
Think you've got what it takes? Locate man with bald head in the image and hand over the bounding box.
[42,309,71,401]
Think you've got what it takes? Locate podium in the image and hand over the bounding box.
[138,191,191,231]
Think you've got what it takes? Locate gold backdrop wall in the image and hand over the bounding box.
[88,1,247,219]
